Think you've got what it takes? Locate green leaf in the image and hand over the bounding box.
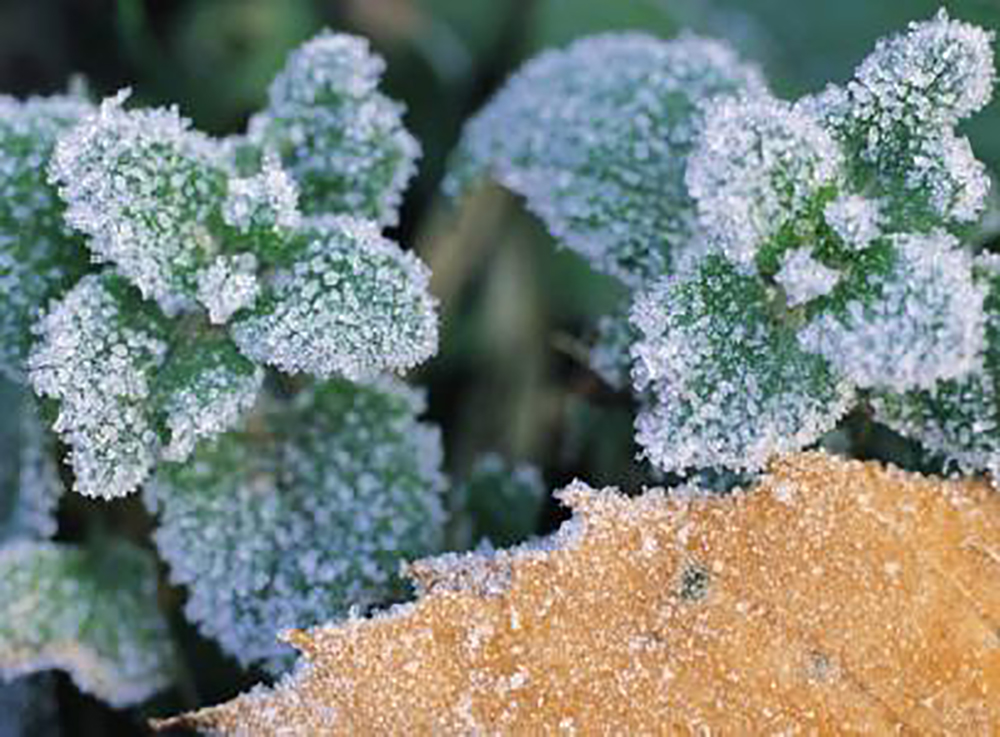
[27,272,170,499]
[0,93,93,382]
[447,32,765,286]
[0,381,62,545]
[0,540,175,707]
[631,255,854,473]
[144,379,446,672]
[151,330,264,463]
[49,91,230,311]
[249,31,419,225]
[230,216,438,381]
[798,231,986,392]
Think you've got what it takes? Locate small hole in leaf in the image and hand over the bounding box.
[677,563,710,602]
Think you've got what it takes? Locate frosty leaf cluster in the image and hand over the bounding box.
[0,28,454,710]
[457,10,1000,479]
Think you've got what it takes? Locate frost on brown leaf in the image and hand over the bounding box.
[156,452,999,734]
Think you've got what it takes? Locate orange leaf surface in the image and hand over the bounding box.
[156,452,1000,734]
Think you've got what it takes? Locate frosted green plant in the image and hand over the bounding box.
[456,10,1000,479]
[0,27,451,705]
[144,380,445,671]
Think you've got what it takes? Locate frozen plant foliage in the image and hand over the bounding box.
[808,9,993,228]
[221,152,301,251]
[196,254,262,325]
[588,311,636,391]
[249,31,419,225]
[0,383,63,544]
[0,93,92,381]
[0,540,175,707]
[145,380,446,671]
[823,194,882,251]
[458,454,546,547]
[773,248,841,307]
[687,96,841,266]
[799,232,986,392]
[231,216,438,381]
[50,90,229,311]
[449,32,766,285]
[630,256,854,473]
[27,273,169,499]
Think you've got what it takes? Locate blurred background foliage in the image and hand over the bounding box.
[3,0,1000,732]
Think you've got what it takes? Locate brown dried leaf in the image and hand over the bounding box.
[156,452,1000,734]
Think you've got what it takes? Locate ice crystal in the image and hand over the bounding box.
[0,540,175,707]
[822,194,882,251]
[27,273,169,499]
[809,9,994,228]
[871,255,1000,478]
[221,152,301,254]
[0,382,62,544]
[144,380,446,671]
[49,90,229,311]
[153,333,264,463]
[249,31,419,225]
[799,232,985,392]
[686,96,841,266]
[774,248,841,307]
[449,32,765,285]
[196,253,261,325]
[630,256,853,473]
[0,93,92,381]
[231,216,438,381]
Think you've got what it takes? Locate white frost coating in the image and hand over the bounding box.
[0,93,92,381]
[809,10,994,226]
[222,152,301,237]
[686,95,842,265]
[250,31,419,225]
[774,248,841,307]
[0,541,175,707]
[823,194,882,250]
[799,232,986,392]
[231,216,438,381]
[630,258,854,473]
[27,273,168,498]
[588,311,634,391]
[449,32,766,285]
[196,253,261,324]
[160,363,264,463]
[49,90,228,311]
[145,380,447,671]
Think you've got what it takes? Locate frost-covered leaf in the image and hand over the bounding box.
[799,231,985,392]
[458,454,545,548]
[808,10,994,229]
[871,254,1000,477]
[0,93,92,382]
[27,272,169,499]
[0,540,175,707]
[687,95,841,266]
[448,32,765,286]
[230,216,438,381]
[220,151,301,262]
[49,90,229,312]
[0,381,62,544]
[159,452,1000,734]
[151,331,264,463]
[144,379,446,671]
[195,253,261,325]
[773,248,841,307]
[822,193,883,251]
[248,31,419,225]
[631,255,853,473]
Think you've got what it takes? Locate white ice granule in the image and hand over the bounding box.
[448,32,765,286]
[774,248,841,307]
[196,253,261,325]
[798,231,986,392]
[230,215,438,381]
[686,95,842,266]
[823,194,882,250]
[222,152,301,239]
